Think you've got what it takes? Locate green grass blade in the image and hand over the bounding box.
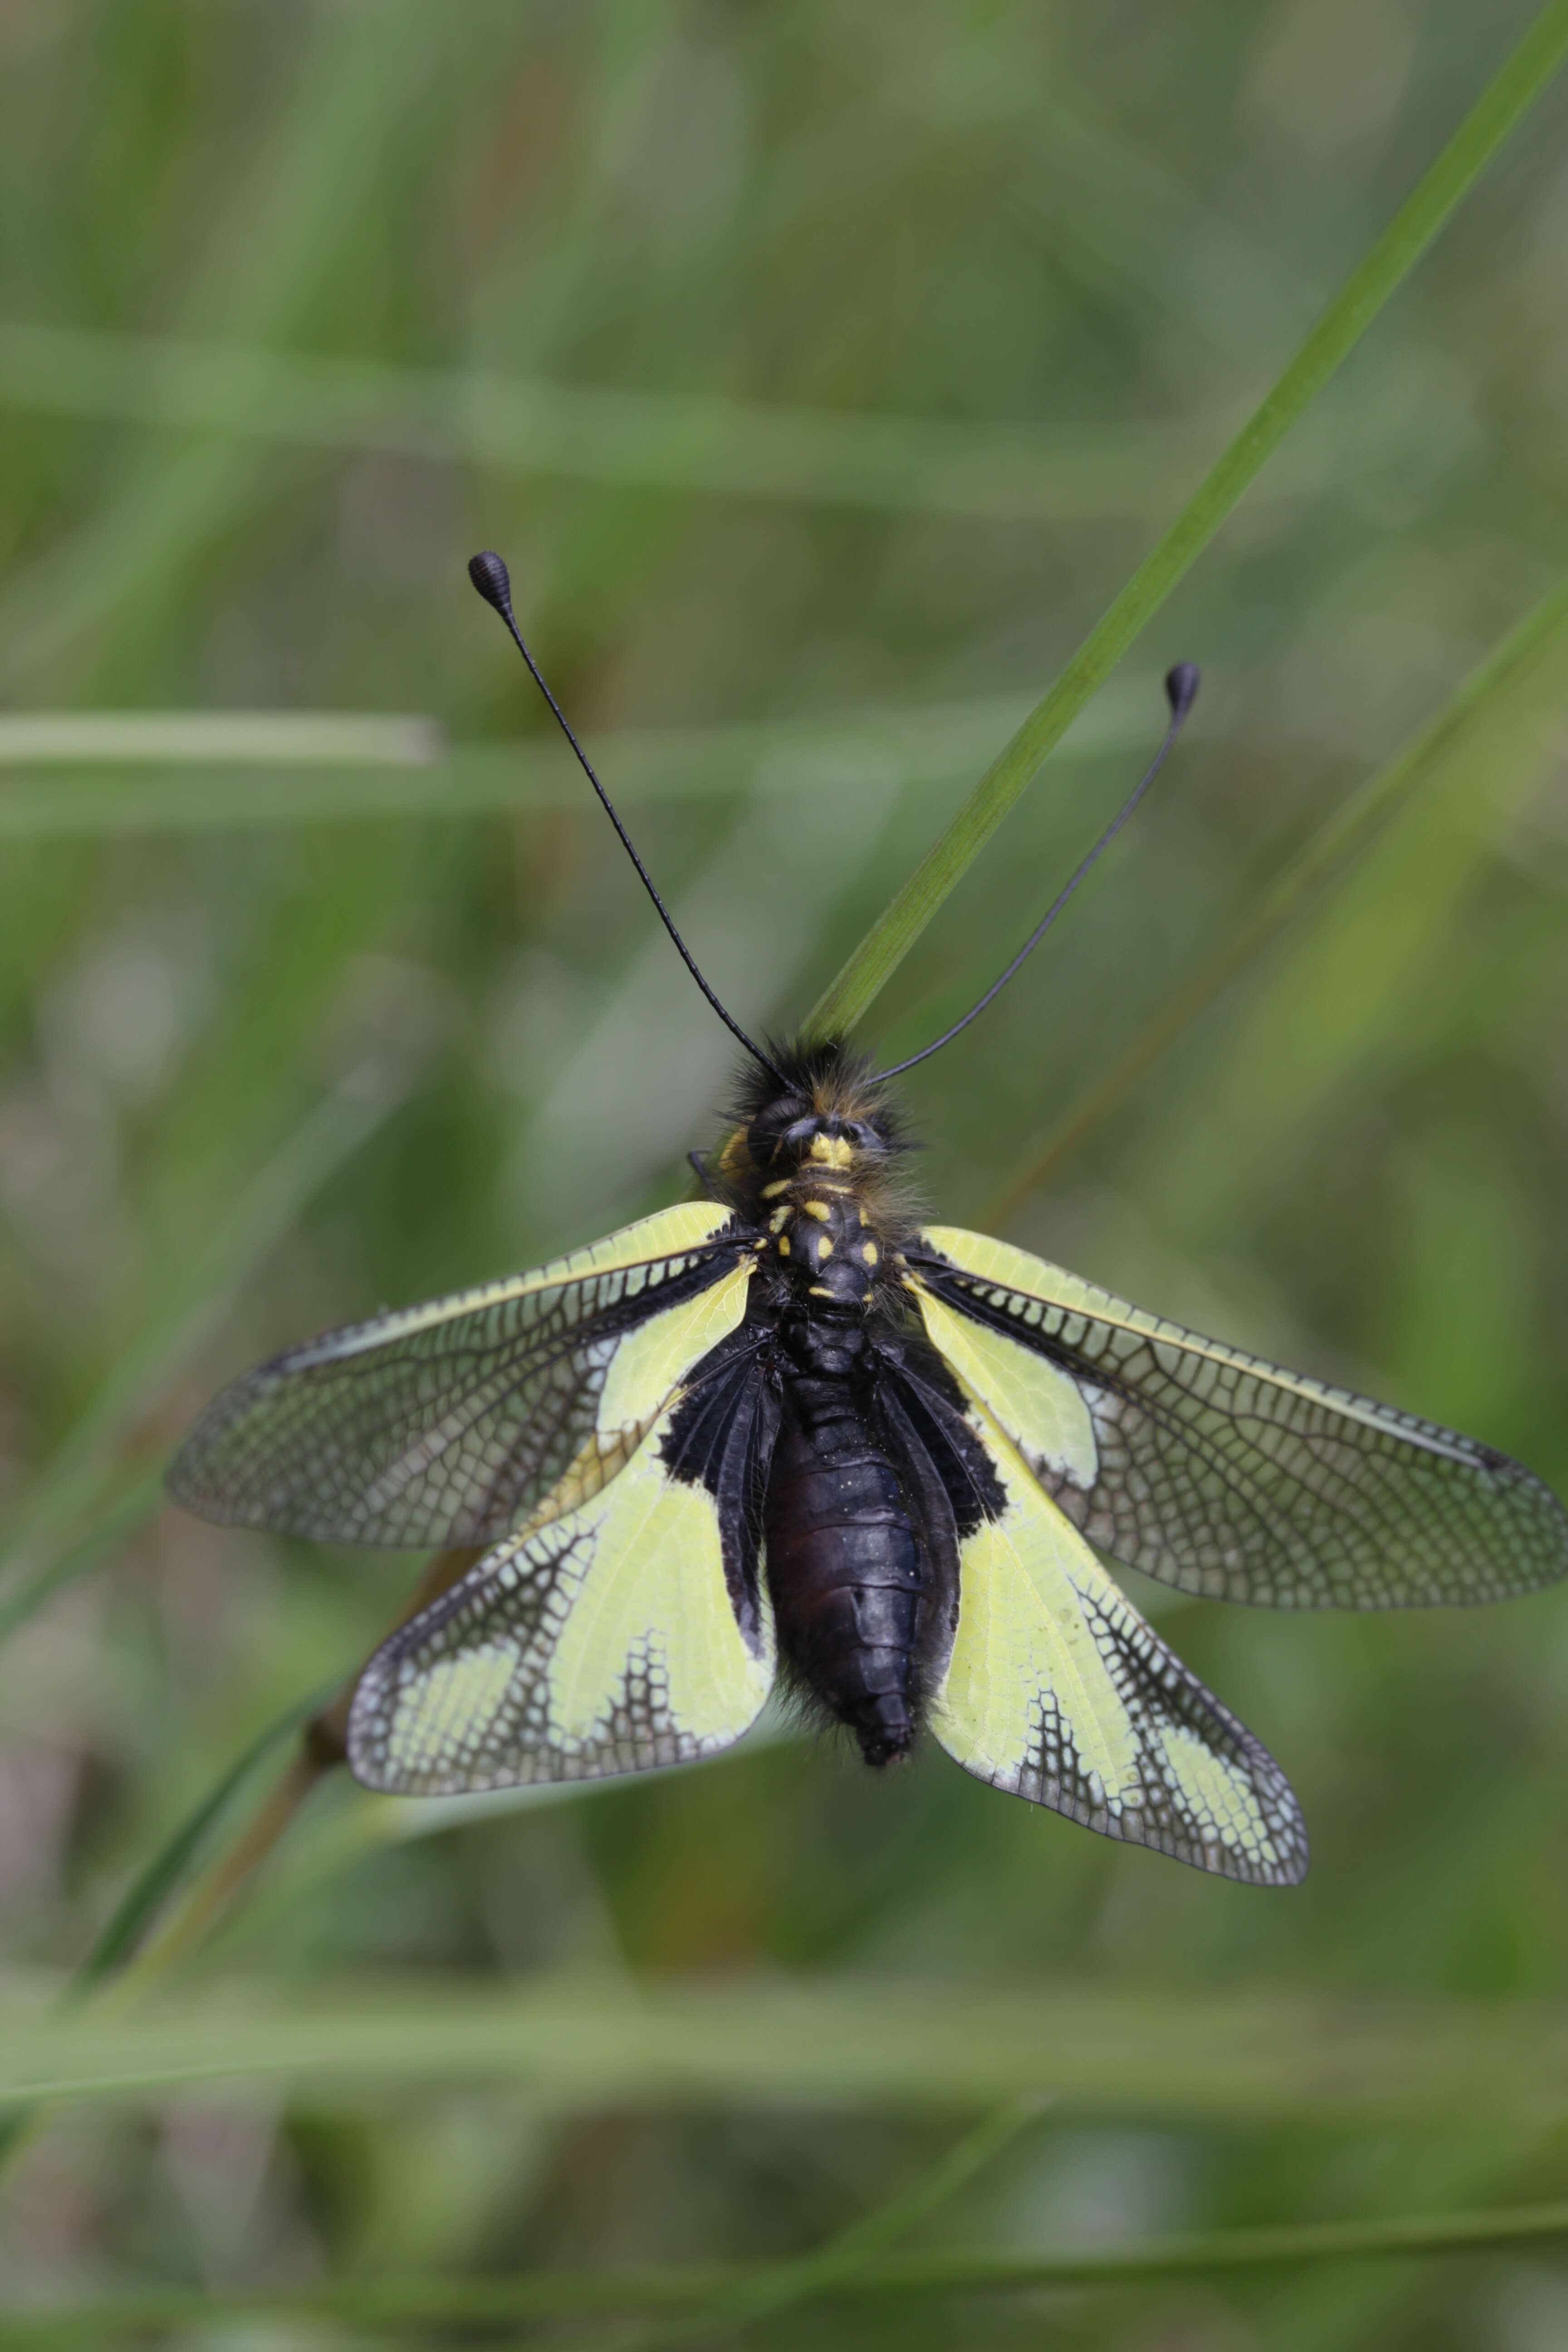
[0,691,1161,837]
[0,2,458,698]
[7,1980,1568,2124]
[984,558,1568,1220]
[0,713,440,765]
[0,320,1351,525]
[70,1683,344,1998]
[0,1678,344,2180]
[805,0,1568,1040]
[0,1471,164,1651]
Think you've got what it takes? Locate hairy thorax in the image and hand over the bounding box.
[711,1044,915,1312]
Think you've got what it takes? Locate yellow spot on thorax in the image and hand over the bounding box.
[807,1132,853,1166]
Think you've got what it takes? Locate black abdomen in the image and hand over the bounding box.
[763,1363,930,1767]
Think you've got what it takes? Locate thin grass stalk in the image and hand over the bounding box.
[106,1757,332,1998]
[592,2099,1049,2352]
[0,1683,338,2180]
[0,1471,163,1650]
[0,1067,407,1616]
[4,2199,1568,2342]
[0,1546,495,2181]
[75,1687,341,1997]
[0,321,1326,524]
[0,712,438,765]
[981,558,1568,1225]
[0,2,458,696]
[43,1543,484,2019]
[0,691,1136,838]
[804,0,1568,1041]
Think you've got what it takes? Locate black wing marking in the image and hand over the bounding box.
[168,1205,750,1548]
[911,1226,1568,1609]
[660,1325,780,1656]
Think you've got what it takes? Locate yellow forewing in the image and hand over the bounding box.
[348,1404,774,1795]
[497,1254,756,1544]
[595,1256,752,1442]
[928,1400,1307,1884]
[911,1279,1097,1488]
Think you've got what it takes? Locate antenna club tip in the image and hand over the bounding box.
[1164,662,1200,720]
[467,549,514,615]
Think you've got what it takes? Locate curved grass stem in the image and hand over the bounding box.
[0,1549,480,2187]
[804,0,1568,1043]
[588,2097,1051,2352]
[103,1543,484,1997]
[981,559,1568,1224]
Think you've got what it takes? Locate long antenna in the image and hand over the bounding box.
[468,551,788,1088]
[875,663,1200,1082]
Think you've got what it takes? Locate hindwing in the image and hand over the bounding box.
[911,1227,1568,1609]
[926,1395,1308,1884]
[348,1346,777,1795]
[167,1204,752,1548]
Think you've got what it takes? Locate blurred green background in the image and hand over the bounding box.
[2,3,1568,2345]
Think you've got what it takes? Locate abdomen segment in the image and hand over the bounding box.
[762,1371,928,1765]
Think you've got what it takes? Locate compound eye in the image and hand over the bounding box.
[750,1102,811,1161]
[845,1121,884,1154]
